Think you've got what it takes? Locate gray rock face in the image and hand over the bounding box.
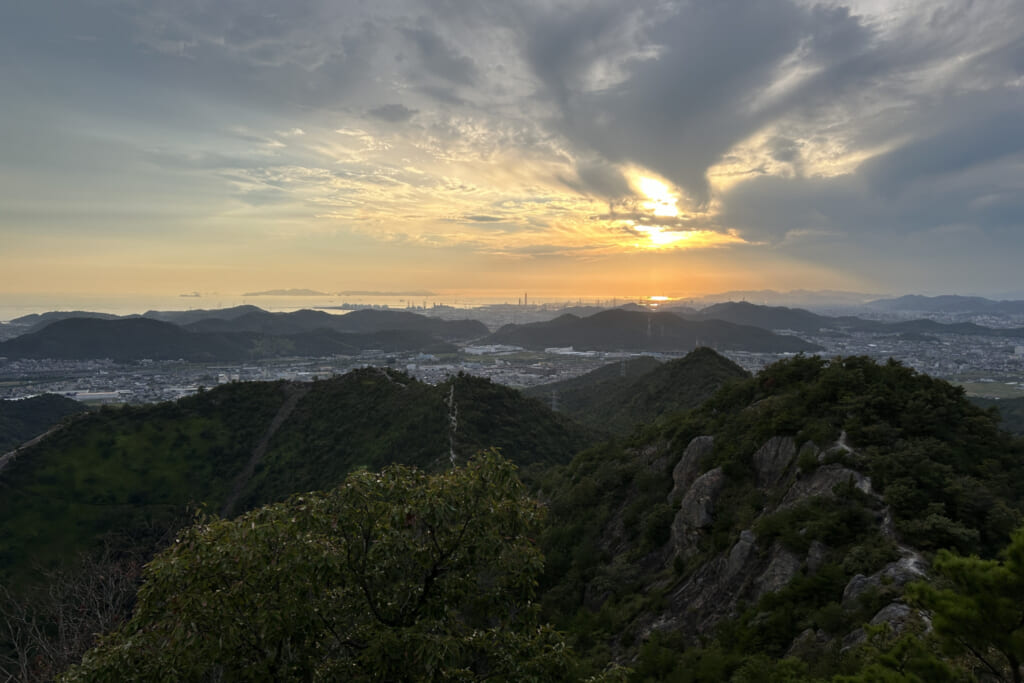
[841,574,873,608]
[677,468,725,529]
[752,436,796,489]
[726,530,758,578]
[806,540,828,574]
[669,436,714,502]
[671,467,726,557]
[782,464,872,508]
[870,603,914,630]
[842,556,928,608]
[843,603,918,652]
[753,544,802,598]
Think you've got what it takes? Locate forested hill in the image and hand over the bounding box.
[0,369,595,588]
[525,347,749,435]
[536,354,1024,679]
[7,354,1024,680]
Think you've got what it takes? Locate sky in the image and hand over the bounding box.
[1,0,1023,301]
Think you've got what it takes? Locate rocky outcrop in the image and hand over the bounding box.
[752,436,796,489]
[806,540,828,574]
[753,544,803,599]
[842,555,928,609]
[843,603,922,651]
[669,436,714,501]
[782,464,872,508]
[671,467,726,558]
[726,530,757,578]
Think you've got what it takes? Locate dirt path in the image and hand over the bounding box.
[220,382,310,517]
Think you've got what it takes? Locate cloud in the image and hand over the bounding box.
[2,0,1023,294]
[367,104,418,123]
[861,103,1024,198]
[400,25,478,86]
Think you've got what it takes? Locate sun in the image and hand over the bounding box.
[633,175,679,218]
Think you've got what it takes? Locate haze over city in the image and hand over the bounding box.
[2,0,1023,302]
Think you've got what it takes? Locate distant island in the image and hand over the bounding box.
[242,289,330,297]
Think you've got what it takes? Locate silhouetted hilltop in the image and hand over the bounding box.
[142,305,264,326]
[184,308,487,341]
[689,301,831,333]
[328,309,487,339]
[867,294,1024,315]
[0,316,462,361]
[0,318,244,362]
[9,311,121,334]
[691,300,1024,337]
[486,309,821,352]
[185,309,342,335]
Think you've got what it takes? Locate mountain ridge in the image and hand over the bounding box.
[486,309,821,353]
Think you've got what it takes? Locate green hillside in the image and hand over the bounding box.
[0,382,288,585]
[0,395,88,453]
[525,348,749,435]
[234,369,595,509]
[0,369,595,588]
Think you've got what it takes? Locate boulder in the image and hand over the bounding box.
[669,436,714,502]
[726,529,757,578]
[782,464,872,508]
[843,604,918,652]
[806,540,828,574]
[841,555,928,608]
[869,603,915,632]
[671,467,725,556]
[753,543,802,598]
[752,436,796,489]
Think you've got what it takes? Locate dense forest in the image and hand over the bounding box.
[3,352,1024,681]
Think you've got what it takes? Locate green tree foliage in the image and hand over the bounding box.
[0,394,87,453]
[970,396,1024,436]
[908,524,1024,683]
[523,348,749,436]
[835,623,963,683]
[61,453,575,682]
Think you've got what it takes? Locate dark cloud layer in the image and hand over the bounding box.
[1,0,1022,294]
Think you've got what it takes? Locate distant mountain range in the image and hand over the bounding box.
[6,297,1024,363]
[679,300,1024,338]
[0,312,480,361]
[865,294,1024,315]
[485,309,822,353]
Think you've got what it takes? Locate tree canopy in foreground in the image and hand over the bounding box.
[61,452,579,682]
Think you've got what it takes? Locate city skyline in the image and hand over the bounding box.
[2,0,1023,298]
